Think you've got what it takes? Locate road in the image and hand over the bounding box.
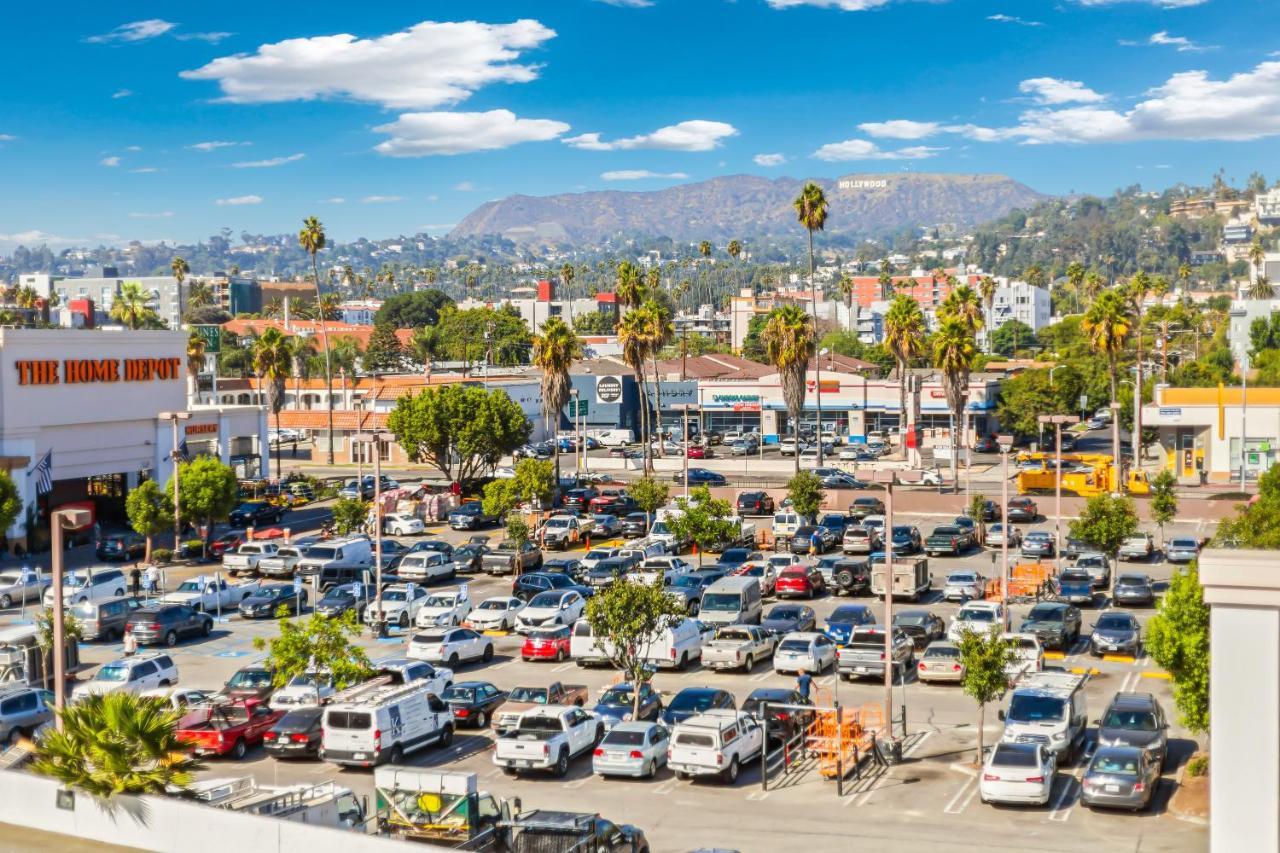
[0,490,1211,853]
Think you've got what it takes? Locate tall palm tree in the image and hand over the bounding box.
[1126,271,1153,471]
[1248,238,1266,273]
[932,316,977,489]
[171,256,189,310]
[618,308,655,472]
[560,262,576,326]
[298,216,334,464]
[727,239,743,291]
[978,276,997,351]
[615,261,645,309]
[32,692,204,798]
[1177,262,1192,293]
[838,274,856,329]
[532,316,584,488]
[1082,289,1132,469]
[1083,270,1104,303]
[699,240,712,261]
[878,259,894,301]
[109,281,155,330]
[187,281,214,310]
[186,330,207,400]
[794,182,829,460]
[883,295,925,444]
[252,327,294,480]
[1248,275,1275,300]
[762,304,816,476]
[939,284,984,336]
[643,298,675,457]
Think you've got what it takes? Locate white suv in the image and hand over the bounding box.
[72,653,178,700]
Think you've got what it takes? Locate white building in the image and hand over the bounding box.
[339,299,383,326]
[1228,298,1280,356]
[26,271,187,329]
[0,329,267,551]
[1255,187,1280,225]
[984,279,1052,344]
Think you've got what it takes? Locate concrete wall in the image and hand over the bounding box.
[0,770,450,853]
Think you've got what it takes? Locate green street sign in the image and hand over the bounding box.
[572,400,589,416]
[193,324,221,354]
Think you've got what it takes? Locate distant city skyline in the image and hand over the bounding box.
[1,0,1275,249]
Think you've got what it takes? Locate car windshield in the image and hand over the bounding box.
[767,607,801,620]
[423,596,456,608]
[924,646,959,659]
[933,527,959,536]
[701,593,741,610]
[527,592,563,608]
[1169,539,1197,548]
[546,519,571,528]
[1061,571,1091,582]
[601,729,647,746]
[778,639,811,653]
[0,572,23,585]
[948,574,977,584]
[305,546,338,560]
[442,686,474,702]
[830,607,867,622]
[671,576,702,590]
[508,687,548,703]
[95,664,128,683]
[895,614,930,626]
[1008,694,1066,722]
[1096,614,1134,630]
[478,599,510,611]
[715,628,753,642]
[891,526,912,536]
[1027,607,1063,622]
[227,670,272,688]
[599,687,635,705]
[1117,576,1148,586]
[959,609,995,623]
[288,673,328,687]
[383,590,409,602]
[1092,754,1141,775]
[670,691,720,712]
[1102,710,1159,731]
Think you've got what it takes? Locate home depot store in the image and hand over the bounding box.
[0,329,267,551]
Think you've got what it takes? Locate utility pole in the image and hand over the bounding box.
[51,508,90,726]
[159,411,191,553]
[1039,415,1075,577]
[998,435,1013,631]
[1240,346,1249,490]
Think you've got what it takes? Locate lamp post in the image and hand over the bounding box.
[1239,345,1249,490]
[354,432,393,635]
[872,468,899,740]
[571,389,581,473]
[158,412,191,554]
[51,507,91,726]
[997,434,1013,630]
[1038,415,1075,577]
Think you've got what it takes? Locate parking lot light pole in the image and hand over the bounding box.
[872,469,898,738]
[355,432,392,635]
[158,411,191,554]
[997,435,1013,631]
[51,507,91,726]
[1038,415,1075,577]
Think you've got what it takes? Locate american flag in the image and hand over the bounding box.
[31,450,53,495]
[177,440,191,462]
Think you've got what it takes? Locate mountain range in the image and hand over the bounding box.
[450,172,1048,245]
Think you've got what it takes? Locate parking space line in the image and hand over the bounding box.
[651,778,680,796]
[562,778,590,789]
[745,789,770,801]
[749,672,772,683]
[551,662,573,673]
[943,777,979,815]
[1049,742,1095,823]
[1047,775,1076,821]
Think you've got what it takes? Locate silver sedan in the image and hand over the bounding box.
[1080,746,1161,811]
[592,721,671,778]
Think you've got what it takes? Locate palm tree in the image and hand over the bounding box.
[1177,262,1192,293]
[727,239,743,291]
[186,330,207,400]
[171,256,189,308]
[532,316,584,488]
[794,182,829,461]
[1248,238,1266,273]
[940,284,984,337]
[1082,289,1132,468]
[560,262,576,326]
[838,274,856,329]
[878,259,894,301]
[1248,275,1275,300]
[187,281,214,310]
[252,327,294,480]
[109,281,155,329]
[1083,270,1104,303]
[618,308,655,471]
[762,304,816,476]
[978,276,997,351]
[643,299,675,457]
[699,241,712,261]
[31,692,203,798]
[883,295,925,444]
[932,316,977,489]
[1065,262,1085,314]
[615,261,645,309]
[298,216,334,464]
[1023,264,1047,290]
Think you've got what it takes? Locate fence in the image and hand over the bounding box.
[759,700,890,797]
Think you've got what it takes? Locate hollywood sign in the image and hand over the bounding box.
[839,179,889,190]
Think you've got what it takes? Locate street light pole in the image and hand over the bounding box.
[873,468,901,739]
[51,508,91,727]
[1240,347,1249,490]
[1038,415,1075,577]
[998,435,1013,631]
[356,432,392,634]
[158,412,191,554]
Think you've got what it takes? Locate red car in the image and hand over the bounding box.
[686,445,713,459]
[176,697,283,759]
[209,531,245,559]
[522,625,572,662]
[775,566,826,600]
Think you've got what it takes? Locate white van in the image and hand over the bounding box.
[772,511,807,540]
[396,551,457,584]
[639,617,703,670]
[296,537,374,579]
[321,677,454,768]
[570,620,616,667]
[596,429,636,447]
[699,577,763,626]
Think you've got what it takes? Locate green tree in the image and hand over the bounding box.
[251,326,295,480]
[32,692,203,797]
[481,459,555,519]
[995,369,1067,438]
[1068,493,1139,565]
[298,216,335,465]
[786,471,825,520]
[0,470,20,539]
[125,480,174,564]
[762,304,816,475]
[166,457,238,558]
[1215,465,1280,548]
[933,316,978,488]
[362,320,404,373]
[252,610,374,689]
[739,313,769,362]
[884,295,926,438]
[35,607,82,689]
[532,316,583,488]
[628,476,669,524]
[618,306,656,471]
[584,578,687,721]
[387,385,531,484]
[665,485,738,565]
[331,498,369,535]
[505,515,531,545]
[375,290,454,328]
[968,492,990,545]
[1145,566,1209,733]
[109,282,160,330]
[1082,289,1132,469]
[1149,469,1178,546]
[988,319,1036,357]
[956,627,1018,763]
[574,312,615,335]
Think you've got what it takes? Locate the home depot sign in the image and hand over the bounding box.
[14,357,183,386]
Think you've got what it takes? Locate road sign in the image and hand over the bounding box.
[572,399,589,416]
[193,324,221,354]
[1078,394,1088,410]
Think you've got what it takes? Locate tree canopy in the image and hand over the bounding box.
[375,290,453,329]
[665,485,739,565]
[252,610,374,689]
[482,459,555,518]
[1068,493,1139,557]
[786,471,825,519]
[0,470,20,537]
[387,384,531,484]
[1146,566,1209,733]
[167,457,238,540]
[956,627,1017,763]
[125,479,174,563]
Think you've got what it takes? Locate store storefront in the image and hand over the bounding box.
[1144,386,1280,484]
[0,329,267,552]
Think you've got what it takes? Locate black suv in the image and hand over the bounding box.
[620,513,649,538]
[126,604,213,646]
[1018,602,1082,650]
[228,501,285,527]
[96,533,146,562]
[512,571,590,602]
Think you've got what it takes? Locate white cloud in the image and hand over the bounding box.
[426,194,440,201]
[858,119,942,139]
[215,195,263,205]
[181,19,555,110]
[361,195,403,203]
[373,110,568,157]
[594,0,654,5]
[0,134,15,143]
[0,230,119,250]
[231,153,304,168]
[564,120,738,152]
[86,19,176,44]
[1132,31,1215,52]
[174,31,233,44]
[188,140,249,152]
[129,166,162,173]
[125,145,142,152]
[601,170,690,181]
[812,139,944,160]
[754,153,787,166]
[128,211,175,219]
[1074,0,1206,6]
[100,156,121,167]
[321,197,346,204]
[987,13,1043,26]
[111,89,133,99]
[454,181,477,192]
[1018,77,1106,105]
[766,0,894,10]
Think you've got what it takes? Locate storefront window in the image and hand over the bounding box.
[703,411,762,435]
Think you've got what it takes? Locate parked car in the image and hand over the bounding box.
[1056,569,1097,606]
[741,687,814,745]
[592,682,663,729]
[1165,537,1201,564]
[452,542,491,574]
[985,524,1020,548]
[916,641,965,683]
[893,610,947,649]
[1113,573,1156,607]
[238,584,307,619]
[1090,611,1143,657]
[775,565,826,600]
[492,706,601,777]
[263,707,324,759]
[660,687,735,727]
[1080,746,1161,811]
[228,501,285,528]
[925,525,973,557]
[96,532,146,562]
[943,570,986,603]
[269,671,335,711]
[822,604,876,645]
[830,559,872,597]
[1074,552,1112,588]
[383,513,425,536]
[702,624,776,672]
[442,681,507,729]
[46,568,128,607]
[449,502,498,530]
[126,605,213,647]
[592,721,671,779]
[1020,531,1056,559]
[736,491,775,516]
[842,525,878,555]
[672,468,727,486]
[483,540,543,576]
[414,589,474,628]
[667,710,763,784]
[1118,533,1155,562]
[177,697,283,759]
[71,652,179,699]
[965,499,999,522]
[1005,498,1039,523]
[522,626,573,662]
[1062,537,1093,560]
[847,497,886,520]
[773,632,837,674]
[0,568,51,609]
[364,583,430,629]
[208,532,246,560]
[760,603,816,636]
[620,513,649,538]
[223,663,275,700]
[516,590,587,632]
[314,583,375,619]
[466,596,525,632]
[790,525,836,555]
[947,601,1005,642]
[407,627,495,668]
[979,742,1057,806]
[1018,602,1082,651]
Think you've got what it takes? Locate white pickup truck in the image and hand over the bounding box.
[161,577,261,611]
[222,542,281,577]
[667,710,765,784]
[701,625,777,672]
[492,706,602,778]
[257,544,309,579]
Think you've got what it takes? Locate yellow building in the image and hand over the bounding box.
[1143,386,1280,484]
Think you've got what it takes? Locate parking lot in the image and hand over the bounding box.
[0,480,1211,853]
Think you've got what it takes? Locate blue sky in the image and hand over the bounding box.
[1,0,1276,249]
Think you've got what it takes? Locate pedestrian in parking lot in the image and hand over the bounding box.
[142,564,159,598]
[123,628,137,657]
[796,670,812,702]
[130,566,142,597]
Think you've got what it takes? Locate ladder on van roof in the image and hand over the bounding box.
[326,675,428,707]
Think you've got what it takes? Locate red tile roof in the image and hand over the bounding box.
[276,410,390,430]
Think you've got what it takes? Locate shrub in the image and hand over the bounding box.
[152,548,173,564]
[1186,754,1208,777]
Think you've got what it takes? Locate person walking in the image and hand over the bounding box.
[122,628,137,657]
[796,670,813,702]
[142,564,159,598]
[130,565,142,597]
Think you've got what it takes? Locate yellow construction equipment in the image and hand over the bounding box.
[1014,453,1150,497]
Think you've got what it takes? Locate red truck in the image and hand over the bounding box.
[177,698,283,759]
